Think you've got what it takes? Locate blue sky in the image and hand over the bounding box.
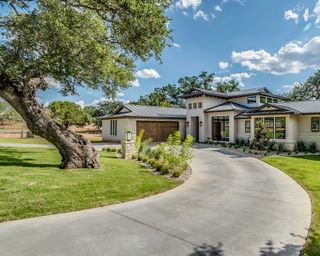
[4,1,320,107]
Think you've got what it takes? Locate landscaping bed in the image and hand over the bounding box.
[0,147,178,222]
[263,155,320,256]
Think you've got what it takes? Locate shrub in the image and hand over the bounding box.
[160,164,170,175]
[267,141,276,152]
[135,129,144,155]
[117,148,122,153]
[243,147,246,152]
[297,141,306,152]
[277,143,284,153]
[111,148,117,152]
[309,142,317,154]
[252,121,270,151]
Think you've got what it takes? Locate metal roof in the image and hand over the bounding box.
[180,87,287,100]
[204,102,251,113]
[274,101,320,114]
[98,104,187,120]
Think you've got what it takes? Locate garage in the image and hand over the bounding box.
[137,121,179,141]
[99,104,186,142]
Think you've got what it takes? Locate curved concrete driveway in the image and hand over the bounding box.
[0,147,311,256]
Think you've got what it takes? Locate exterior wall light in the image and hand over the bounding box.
[199,121,203,127]
[126,130,132,141]
[186,121,190,127]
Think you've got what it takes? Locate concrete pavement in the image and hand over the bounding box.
[0,147,311,256]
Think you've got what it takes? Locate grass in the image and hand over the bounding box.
[0,147,178,222]
[263,155,320,256]
[0,137,102,144]
[0,138,50,144]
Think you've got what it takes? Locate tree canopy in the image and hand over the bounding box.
[132,71,215,107]
[47,101,90,128]
[215,80,240,93]
[287,70,320,101]
[0,0,171,97]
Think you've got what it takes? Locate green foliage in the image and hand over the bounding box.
[135,129,145,155]
[89,101,123,127]
[132,71,214,107]
[252,121,270,151]
[215,79,240,93]
[0,100,22,122]
[297,141,306,152]
[1,0,171,96]
[310,142,317,154]
[47,101,89,128]
[287,69,320,101]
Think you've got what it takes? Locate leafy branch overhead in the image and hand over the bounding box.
[0,0,172,97]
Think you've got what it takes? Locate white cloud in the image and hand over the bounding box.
[90,97,114,106]
[219,61,229,70]
[193,10,209,21]
[176,0,201,9]
[232,36,320,75]
[213,72,252,87]
[76,100,85,109]
[214,5,222,12]
[128,79,140,87]
[303,8,309,22]
[284,10,299,23]
[116,92,124,97]
[182,11,189,16]
[134,69,161,79]
[314,0,320,24]
[172,43,181,48]
[45,77,61,89]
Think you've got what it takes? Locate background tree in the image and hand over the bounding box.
[132,72,215,108]
[0,0,171,168]
[215,79,240,93]
[47,101,90,129]
[90,100,123,128]
[287,70,320,101]
[0,100,22,125]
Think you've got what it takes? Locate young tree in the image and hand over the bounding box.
[47,101,89,128]
[215,79,240,93]
[252,121,270,151]
[287,70,320,101]
[0,1,171,168]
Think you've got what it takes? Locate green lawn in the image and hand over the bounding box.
[263,155,320,256]
[0,137,102,144]
[0,138,50,144]
[0,147,178,222]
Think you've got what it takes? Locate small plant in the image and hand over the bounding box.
[267,141,276,152]
[309,142,317,154]
[117,148,122,153]
[297,141,306,152]
[252,121,270,151]
[277,143,284,154]
[248,150,252,154]
[160,164,170,175]
[111,148,117,152]
[287,151,291,155]
[242,147,246,152]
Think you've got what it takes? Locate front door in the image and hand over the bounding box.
[212,116,229,141]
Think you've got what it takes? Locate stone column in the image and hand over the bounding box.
[121,140,136,160]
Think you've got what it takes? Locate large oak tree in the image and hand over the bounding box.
[0,0,171,168]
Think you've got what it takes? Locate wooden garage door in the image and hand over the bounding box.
[137,121,179,142]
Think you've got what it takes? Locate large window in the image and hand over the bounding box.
[212,116,229,141]
[198,102,202,108]
[311,117,320,132]
[193,102,197,109]
[254,117,286,139]
[275,117,286,139]
[264,117,275,139]
[188,103,192,109]
[247,96,257,104]
[245,120,251,133]
[110,120,117,136]
[260,97,266,104]
[267,98,273,103]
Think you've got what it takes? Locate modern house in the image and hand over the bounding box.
[99,104,186,142]
[181,87,320,150]
[100,87,320,150]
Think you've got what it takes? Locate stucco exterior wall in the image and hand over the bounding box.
[102,118,186,142]
[101,118,129,142]
[236,119,251,141]
[297,115,320,149]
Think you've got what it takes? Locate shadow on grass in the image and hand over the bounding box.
[0,148,58,168]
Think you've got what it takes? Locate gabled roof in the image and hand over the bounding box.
[204,102,251,113]
[236,100,320,117]
[180,87,287,100]
[98,104,187,120]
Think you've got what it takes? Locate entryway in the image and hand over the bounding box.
[212,116,230,141]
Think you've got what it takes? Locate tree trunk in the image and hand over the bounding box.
[0,78,100,169]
